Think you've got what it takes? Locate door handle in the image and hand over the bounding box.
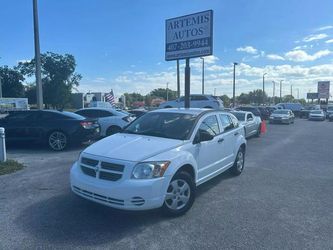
[234,132,239,136]
[217,138,224,143]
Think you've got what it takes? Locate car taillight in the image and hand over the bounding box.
[80,121,93,129]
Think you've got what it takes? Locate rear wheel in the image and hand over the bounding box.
[106,126,122,136]
[48,131,68,151]
[230,148,245,176]
[164,106,172,108]
[162,171,195,216]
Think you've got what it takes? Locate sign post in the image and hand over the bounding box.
[165,10,213,108]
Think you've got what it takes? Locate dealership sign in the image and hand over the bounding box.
[165,10,213,61]
[317,81,330,99]
[306,93,318,99]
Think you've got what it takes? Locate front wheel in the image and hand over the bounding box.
[162,171,195,216]
[230,148,245,176]
[48,131,68,151]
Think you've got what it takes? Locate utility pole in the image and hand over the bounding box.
[233,62,238,108]
[33,0,43,109]
[214,88,216,96]
[200,57,205,94]
[262,73,267,105]
[280,80,284,103]
[166,82,169,101]
[184,58,190,108]
[272,81,276,105]
[176,60,180,98]
[297,88,299,99]
[0,76,2,98]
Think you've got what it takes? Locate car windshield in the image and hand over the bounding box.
[327,106,333,111]
[273,110,289,115]
[122,112,197,140]
[231,112,245,121]
[310,110,322,114]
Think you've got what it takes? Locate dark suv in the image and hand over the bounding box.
[0,110,100,151]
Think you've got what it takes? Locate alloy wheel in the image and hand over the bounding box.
[165,179,191,210]
[48,131,67,151]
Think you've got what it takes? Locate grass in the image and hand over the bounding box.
[0,159,25,175]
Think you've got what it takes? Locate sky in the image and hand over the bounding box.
[1,0,333,99]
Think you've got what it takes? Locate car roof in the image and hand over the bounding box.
[151,108,226,116]
[231,110,249,114]
[77,107,117,111]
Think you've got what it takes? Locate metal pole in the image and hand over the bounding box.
[201,57,205,94]
[291,84,293,97]
[233,62,238,108]
[214,88,216,96]
[0,127,6,162]
[280,80,283,103]
[297,88,299,99]
[176,60,180,98]
[263,73,267,105]
[184,58,190,108]
[166,82,169,101]
[0,76,2,98]
[272,81,276,105]
[33,0,43,109]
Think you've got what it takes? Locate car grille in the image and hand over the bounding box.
[73,186,124,206]
[80,157,124,182]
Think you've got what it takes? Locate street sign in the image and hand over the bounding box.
[317,81,330,99]
[306,93,318,99]
[165,10,213,61]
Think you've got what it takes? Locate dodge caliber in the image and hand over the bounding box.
[70,108,246,216]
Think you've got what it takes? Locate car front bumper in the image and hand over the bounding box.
[70,162,170,210]
[269,118,290,124]
[308,116,325,121]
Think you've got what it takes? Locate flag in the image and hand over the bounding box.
[105,90,115,106]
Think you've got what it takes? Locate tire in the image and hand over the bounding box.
[230,148,245,176]
[161,171,195,216]
[164,106,172,109]
[203,106,213,109]
[106,126,122,136]
[48,131,68,151]
[255,125,261,137]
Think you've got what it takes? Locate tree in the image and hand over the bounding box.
[219,95,231,107]
[123,92,144,107]
[16,52,81,108]
[24,84,37,104]
[237,93,250,105]
[149,88,177,101]
[0,66,25,97]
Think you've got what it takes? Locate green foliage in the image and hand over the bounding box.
[219,95,231,107]
[0,66,25,97]
[0,159,25,175]
[123,92,145,107]
[16,52,81,108]
[149,88,177,101]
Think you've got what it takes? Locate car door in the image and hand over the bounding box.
[219,114,238,166]
[246,113,256,136]
[193,114,223,181]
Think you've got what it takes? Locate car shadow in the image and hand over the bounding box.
[15,170,236,246]
[15,192,165,246]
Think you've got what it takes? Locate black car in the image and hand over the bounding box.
[256,107,270,120]
[299,105,320,119]
[0,110,100,151]
[128,109,148,118]
[236,106,262,118]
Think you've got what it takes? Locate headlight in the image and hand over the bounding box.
[132,161,170,179]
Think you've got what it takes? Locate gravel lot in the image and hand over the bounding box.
[1,119,333,249]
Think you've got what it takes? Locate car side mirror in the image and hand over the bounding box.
[193,130,214,144]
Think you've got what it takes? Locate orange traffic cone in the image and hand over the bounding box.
[260,120,267,134]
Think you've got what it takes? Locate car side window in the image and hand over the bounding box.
[219,114,234,131]
[191,95,208,101]
[99,110,113,117]
[230,115,239,128]
[77,109,97,118]
[197,115,220,137]
[247,113,253,120]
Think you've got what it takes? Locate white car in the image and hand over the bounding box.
[75,108,134,136]
[70,108,246,216]
[308,110,325,121]
[159,94,224,109]
[231,111,261,138]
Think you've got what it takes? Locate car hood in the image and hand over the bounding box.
[271,114,289,118]
[83,133,184,162]
[309,113,324,116]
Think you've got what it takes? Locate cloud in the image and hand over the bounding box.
[325,39,333,44]
[267,54,285,61]
[285,49,332,62]
[236,46,258,54]
[293,45,307,50]
[317,25,333,31]
[303,33,328,42]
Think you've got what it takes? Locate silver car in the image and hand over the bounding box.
[308,110,325,121]
[159,94,224,109]
[231,111,262,138]
[269,109,295,124]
